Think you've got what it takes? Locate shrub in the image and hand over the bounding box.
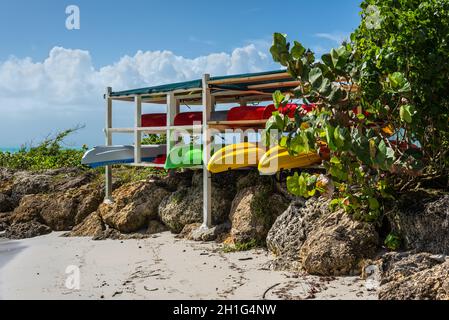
[0,127,88,171]
[267,0,449,221]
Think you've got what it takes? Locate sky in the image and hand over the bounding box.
[0,0,362,147]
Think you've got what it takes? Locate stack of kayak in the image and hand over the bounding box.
[138,103,314,128]
[207,143,324,175]
[82,104,325,173]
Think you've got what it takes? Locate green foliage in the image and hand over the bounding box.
[222,239,262,253]
[384,233,401,251]
[353,0,449,173]
[142,134,166,145]
[266,0,449,221]
[0,126,88,171]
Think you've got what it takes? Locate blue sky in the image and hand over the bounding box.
[0,0,362,147]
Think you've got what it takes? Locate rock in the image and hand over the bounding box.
[228,186,288,244]
[146,220,168,235]
[299,208,379,276]
[379,252,449,300]
[10,195,45,225]
[91,227,152,241]
[182,222,231,242]
[159,171,194,191]
[267,199,322,261]
[386,191,449,254]
[159,171,235,234]
[178,223,202,239]
[53,170,98,192]
[64,212,105,238]
[0,168,98,213]
[2,221,51,240]
[99,181,170,233]
[379,252,447,285]
[10,182,104,231]
[0,168,15,182]
[0,212,11,231]
[0,193,15,212]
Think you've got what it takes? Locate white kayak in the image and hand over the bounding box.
[81,145,166,168]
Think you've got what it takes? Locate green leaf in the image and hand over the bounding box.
[330,46,350,71]
[291,41,306,59]
[333,126,346,148]
[270,33,290,67]
[325,126,337,151]
[272,90,286,108]
[400,105,415,123]
[388,72,411,93]
[309,67,323,88]
[330,156,341,164]
[321,53,333,68]
[318,78,332,96]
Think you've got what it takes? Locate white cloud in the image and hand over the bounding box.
[0,44,277,147]
[188,36,216,46]
[315,32,350,45]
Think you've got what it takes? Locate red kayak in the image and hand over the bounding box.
[141,112,203,127]
[267,104,317,118]
[174,112,202,126]
[227,105,276,121]
[142,113,166,127]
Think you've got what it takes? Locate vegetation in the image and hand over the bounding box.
[142,134,166,146]
[0,126,88,171]
[266,0,449,222]
[384,233,402,251]
[222,239,262,253]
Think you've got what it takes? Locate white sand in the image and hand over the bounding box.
[0,232,378,300]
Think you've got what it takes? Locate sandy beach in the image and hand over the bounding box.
[0,232,377,300]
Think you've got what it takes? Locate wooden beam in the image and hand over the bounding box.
[208,72,292,85]
[166,92,177,156]
[104,87,113,204]
[247,80,300,90]
[134,95,142,164]
[202,74,212,229]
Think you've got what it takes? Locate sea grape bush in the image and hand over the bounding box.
[0,127,88,170]
[266,0,449,221]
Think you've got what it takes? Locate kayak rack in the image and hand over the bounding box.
[103,70,297,229]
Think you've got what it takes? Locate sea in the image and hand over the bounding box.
[0,147,20,153]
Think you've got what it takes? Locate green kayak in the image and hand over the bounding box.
[164,144,204,169]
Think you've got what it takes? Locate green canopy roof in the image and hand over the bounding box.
[110,70,292,97]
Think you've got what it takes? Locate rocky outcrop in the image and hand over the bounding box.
[386,191,449,254]
[0,168,98,213]
[267,198,379,275]
[147,220,168,235]
[64,212,106,238]
[10,182,104,231]
[2,221,51,240]
[299,208,379,276]
[180,222,231,242]
[379,252,449,300]
[159,172,236,234]
[0,193,14,212]
[99,181,170,233]
[227,186,288,245]
[0,212,10,231]
[267,200,322,261]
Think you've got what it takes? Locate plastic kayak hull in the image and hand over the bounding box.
[258,146,322,175]
[227,106,276,121]
[81,145,166,168]
[165,145,204,170]
[207,143,265,173]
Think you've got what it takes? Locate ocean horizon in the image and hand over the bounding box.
[0,147,21,153]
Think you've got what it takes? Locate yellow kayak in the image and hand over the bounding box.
[207,142,265,173]
[258,146,322,176]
